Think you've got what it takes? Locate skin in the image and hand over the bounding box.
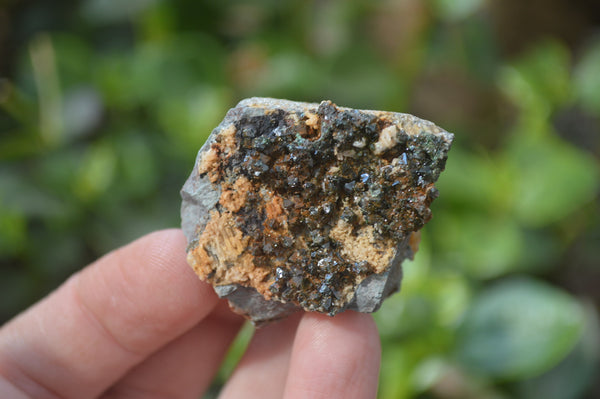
[0,229,381,399]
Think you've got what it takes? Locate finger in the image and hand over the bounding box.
[283,312,381,399]
[0,378,28,399]
[219,312,302,399]
[0,229,219,399]
[102,301,244,399]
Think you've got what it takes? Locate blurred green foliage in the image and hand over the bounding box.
[1,0,599,398]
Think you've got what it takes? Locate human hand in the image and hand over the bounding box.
[0,229,381,398]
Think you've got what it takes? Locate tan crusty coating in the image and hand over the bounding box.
[219,176,252,213]
[187,210,273,299]
[329,219,396,274]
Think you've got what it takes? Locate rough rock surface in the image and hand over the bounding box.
[181,98,453,325]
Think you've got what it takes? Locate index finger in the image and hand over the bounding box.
[283,312,381,399]
[0,229,219,399]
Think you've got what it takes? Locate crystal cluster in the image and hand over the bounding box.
[181,98,453,325]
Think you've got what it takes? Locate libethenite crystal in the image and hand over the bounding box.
[181,98,453,325]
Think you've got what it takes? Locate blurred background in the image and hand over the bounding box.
[1,0,599,397]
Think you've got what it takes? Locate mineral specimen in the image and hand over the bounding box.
[181,97,453,325]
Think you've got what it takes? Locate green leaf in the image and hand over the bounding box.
[434,213,524,279]
[157,85,230,157]
[516,303,600,399]
[73,141,117,201]
[0,209,26,256]
[457,277,585,380]
[0,169,65,217]
[52,34,94,86]
[435,148,512,213]
[0,269,32,321]
[498,41,572,119]
[507,135,599,227]
[378,345,412,399]
[62,86,102,140]
[216,322,253,383]
[115,132,158,197]
[574,38,600,116]
[429,0,486,21]
[81,0,158,24]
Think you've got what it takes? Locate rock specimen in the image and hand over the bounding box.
[181,98,453,325]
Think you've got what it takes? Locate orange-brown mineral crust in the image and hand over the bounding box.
[181,98,453,325]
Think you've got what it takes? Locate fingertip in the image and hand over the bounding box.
[134,229,220,304]
[285,311,381,399]
[219,313,302,399]
[299,311,381,357]
[138,228,186,252]
[114,228,188,275]
[0,228,223,398]
[79,228,220,351]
